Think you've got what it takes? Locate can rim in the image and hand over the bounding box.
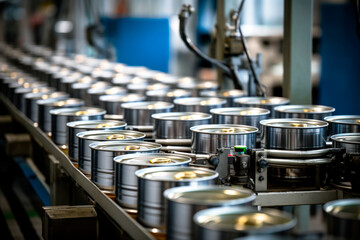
[67,120,127,129]
[114,153,191,166]
[121,101,174,110]
[260,118,328,129]
[274,105,335,113]
[234,96,290,105]
[324,115,360,125]
[89,140,161,152]
[210,107,270,116]
[190,124,258,135]
[330,133,360,144]
[323,198,360,220]
[151,112,212,121]
[49,107,106,116]
[76,130,145,140]
[174,97,226,106]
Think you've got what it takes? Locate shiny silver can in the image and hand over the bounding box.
[164,186,255,240]
[77,130,145,175]
[275,105,335,120]
[190,124,258,154]
[113,153,191,209]
[331,133,360,154]
[50,107,106,146]
[200,89,246,107]
[260,118,328,150]
[67,120,127,162]
[24,91,68,122]
[174,97,226,114]
[210,107,270,135]
[325,115,360,138]
[37,98,84,134]
[88,86,127,107]
[323,199,360,240]
[122,101,174,126]
[146,89,191,102]
[177,77,218,96]
[90,141,162,190]
[194,206,296,240]
[99,94,145,115]
[152,112,212,139]
[234,96,290,118]
[135,166,218,229]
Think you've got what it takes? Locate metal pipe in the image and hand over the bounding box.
[263,148,341,158]
[263,157,332,166]
[161,146,192,153]
[155,139,192,146]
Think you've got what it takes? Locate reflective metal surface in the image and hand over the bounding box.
[331,133,360,154]
[194,206,296,240]
[164,186,255,240]
[146,89,191,102]
[122,101,174,126]
[114,153,191,209]
[200,89,246,107]
[234,96,290,118]
[325,115,360,138]
[152,112,212,139]
[274,105,335,120]
[77,130,145,175]
[260,118,328,150]
[90,141,162,190]
[174,97,226,113]
[190,124,258,154]
[135,166,218,229]
[50,107,106,146]
[67,120,126,162]
[99,94,145,115]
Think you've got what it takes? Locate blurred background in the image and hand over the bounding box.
[0,0,359,114]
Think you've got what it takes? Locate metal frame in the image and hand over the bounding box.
[0,94,155,240]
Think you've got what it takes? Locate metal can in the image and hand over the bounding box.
[174,97,226,114]
[260,118,328,150]
[325,115,360,138]
[152,112,212,139]
[210,107,270,135]
[323,199,360,240]
[331,133,360,154]
[37,98,85,134]
[152,73,178,86]
[200,89,246,107]
[99,94,145,115]
[177,77,218,96]
[87,86,126,106]
[190,124,258,154]
[135,166,218,229]
[50,107,106,146]
[13,81,48,108]
[122,101,174,126]
[275,105,335,120]
[113,153,191,209]
[90,141,162,190]
[16,86,55,113]
[24,91,68,122]
[194,206,296,240]
[234,96,290,118]
[77,130,145,175]
[67,120,127,162]
[164,186,255,240]
[58,72,83,92]
[146,89,192,102]
[111,73,133,87]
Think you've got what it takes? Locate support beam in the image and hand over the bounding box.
[283,0,313,104]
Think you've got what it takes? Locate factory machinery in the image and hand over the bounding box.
[0,42,359,240]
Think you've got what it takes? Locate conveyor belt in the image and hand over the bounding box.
[0,94,155,240]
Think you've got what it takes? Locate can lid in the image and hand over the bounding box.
[174,97,226,106]
[235,96,289,106]
[76,130,144,141]
[324,115,360,125]
[89,141,161,152]
[274,105,335,114]
[164,186,255,205]
[121,101,174,110]
[190,124,258,135]
[260,118,328,128]
[323,199,360,220]
[151,112,212,121]
[50,107,106,116]
[210,107,270,116]
[331,133,360,145]
[200,89,246,98]
[67,120,126,130]
[114,153,191,166]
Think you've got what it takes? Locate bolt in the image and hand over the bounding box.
[258,176,264,181]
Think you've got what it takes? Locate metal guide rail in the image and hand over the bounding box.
[0,94,155,240]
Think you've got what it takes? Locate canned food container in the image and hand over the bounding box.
[15,86,55,112]
[194,206,296,240]
[323,199,360,240]
[37,98,85,133]
[77,130,145,175]
[99,94,145,115]
[325,115,360,137]
[122,101,174,126]
[235,96,290,118]
[200,89,247,107]
[260,118,328,150]
[135,166,218,229]
[58,72,83,92]
[152,112,212,139]
[111,73,133,86]
[152,73,178,86]
[174,97,226,114]
[91,69,114,82]
[50,107,106,146]
[146,83,170,92]
[331,133,360,154]
[146,89,192,102]
[90,141,162,190]
[24,91,68,122]
[178,77,218,96]
[275,105,335,120]
[87,86,126,106]
[70,82,92,99]
[12,81,48,107]
[50,68,71,88]
[190,124,258,154]
[67,120,127,162]
[210,107,270,135]
[164,186,255,240]
[127,83,148,95]
[114,153,191,209]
